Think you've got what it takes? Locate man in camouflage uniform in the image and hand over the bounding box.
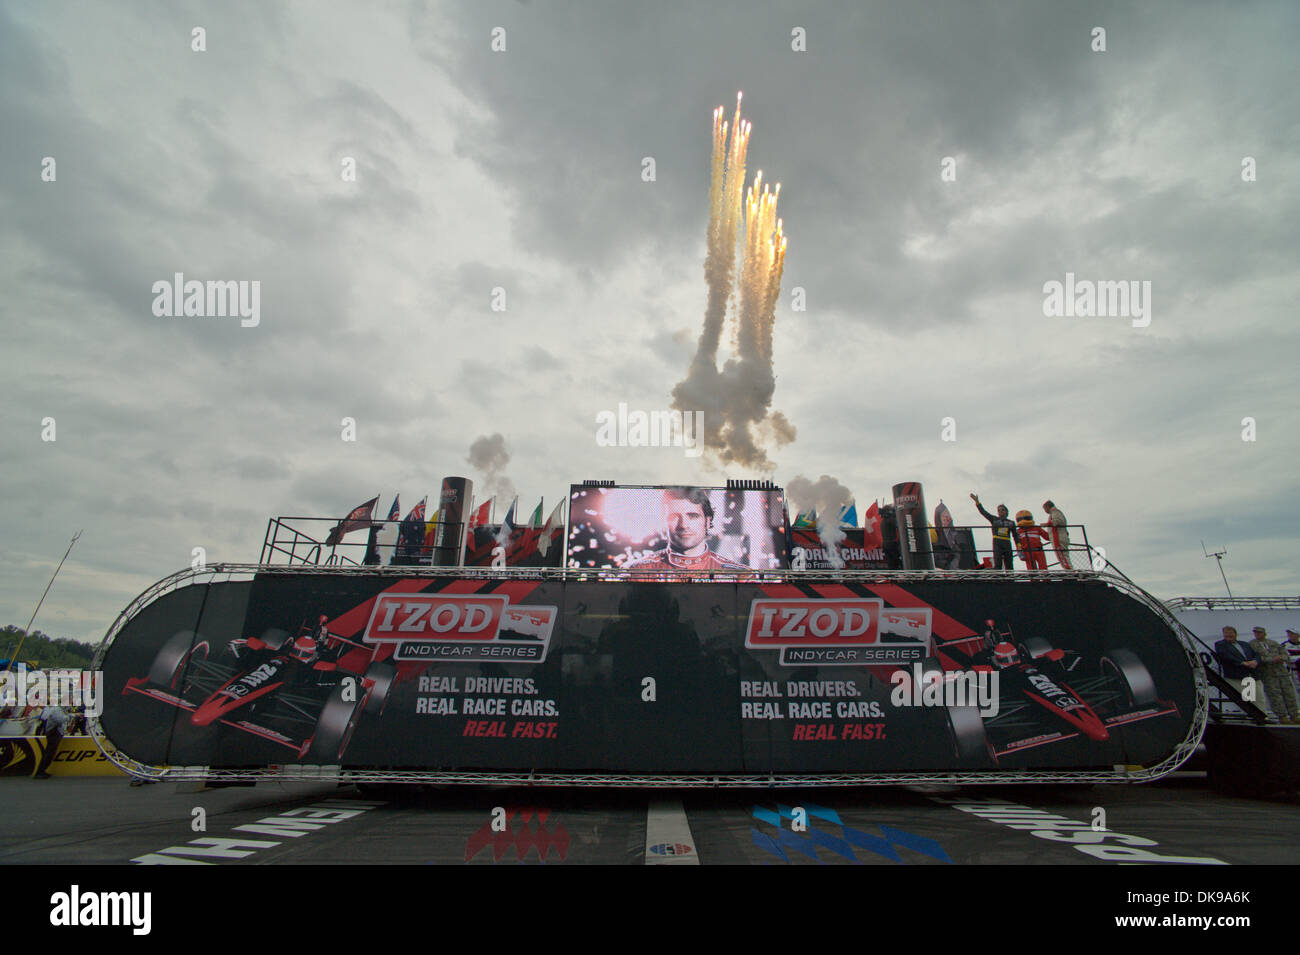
[1249,626,1300,724]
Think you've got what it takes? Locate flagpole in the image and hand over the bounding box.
[5,530,82,673]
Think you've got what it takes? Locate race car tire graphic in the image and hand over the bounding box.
[945,704,994,767]
[361,662,396,717]
[1100,648,1159,706]
[1017,636,1054,661]
[914,658,994,767]
[146,631,209,690]
[304,685,361,764]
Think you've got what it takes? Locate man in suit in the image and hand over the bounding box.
[1214,625,1259,711]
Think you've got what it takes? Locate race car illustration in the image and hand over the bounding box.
[911,620,1180,766]
[122,617,396,763]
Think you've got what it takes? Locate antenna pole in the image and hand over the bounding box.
[5,530,82,672]
[1202,539,1233,599]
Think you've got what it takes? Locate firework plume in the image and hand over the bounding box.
[672,93,794,471]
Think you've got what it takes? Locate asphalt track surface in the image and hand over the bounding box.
[3,775,1297,866]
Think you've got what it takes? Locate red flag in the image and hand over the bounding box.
[862,501,883,550]
[325,496,378,547]
[467,498,493,532]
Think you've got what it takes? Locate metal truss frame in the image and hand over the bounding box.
[1164,595,1300,612]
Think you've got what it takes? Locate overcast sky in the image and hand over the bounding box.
[3,0,1297,644]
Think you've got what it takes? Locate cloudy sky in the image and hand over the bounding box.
[3,1,1297,644]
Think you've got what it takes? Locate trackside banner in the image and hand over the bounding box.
[97,574,1198,775]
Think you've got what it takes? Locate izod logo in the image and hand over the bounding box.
[745,599,881,647]
[364,593,508,643]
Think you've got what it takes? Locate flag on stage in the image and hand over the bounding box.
[496,498,518,547]
[528,499,544,527]
[862,501,883,550]
[394,498,426,562]
[792,509,816,529]
[537,500,565,558]
[839,502,858,527]
[403,498,426,526]
[423,509,440,553]
[468,498,493,532]
[325,496,378,547]
[386,495,401,523]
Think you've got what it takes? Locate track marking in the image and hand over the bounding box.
[645,799,698,865]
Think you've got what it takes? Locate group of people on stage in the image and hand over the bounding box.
[1214,625,1300,724]
[969,494,1073,571]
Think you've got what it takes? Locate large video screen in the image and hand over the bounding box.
[567,485,788,570]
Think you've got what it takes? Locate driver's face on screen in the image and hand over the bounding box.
[665,497,709,554]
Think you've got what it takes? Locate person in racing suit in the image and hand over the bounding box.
[1014,510,1048,571]
[971,494,1019,570]
[1042,500,1071,569]
[626,487,748,571]
[233,618,343,695]
[290,616,342,669]
[976,620,1021,669]
[979,619,1001,657]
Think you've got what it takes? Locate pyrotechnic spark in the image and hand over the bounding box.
[672,93,794,471]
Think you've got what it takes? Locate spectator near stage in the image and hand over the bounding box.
[970,494,1018,570]
[1042,500,1071,569]
[1249,627,1299,724]
[1214,626,1259,709]
[32,704,68,779]
[1285,629,1300,694]
[1014,510,1048,571]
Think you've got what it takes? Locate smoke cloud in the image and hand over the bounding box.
[671,94,794,472]
[787,473,854,569]
[466,433,517,503]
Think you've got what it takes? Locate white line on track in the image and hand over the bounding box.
[645,799,699,865]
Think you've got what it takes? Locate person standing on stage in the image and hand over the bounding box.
[1043,500,1071,569]
[1014,509,1048,571]
[971,493,1018,570]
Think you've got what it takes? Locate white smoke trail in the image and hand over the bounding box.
[672,93,793,472]
[787,474,853,569]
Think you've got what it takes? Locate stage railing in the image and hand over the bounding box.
[260,515,1099,573]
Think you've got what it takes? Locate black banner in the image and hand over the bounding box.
[98,572,1198,776]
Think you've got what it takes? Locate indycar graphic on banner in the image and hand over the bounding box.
[97,571,1198,777]
[122,620,395,763]
[916,622,1181,764]
[109,578,561,765]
